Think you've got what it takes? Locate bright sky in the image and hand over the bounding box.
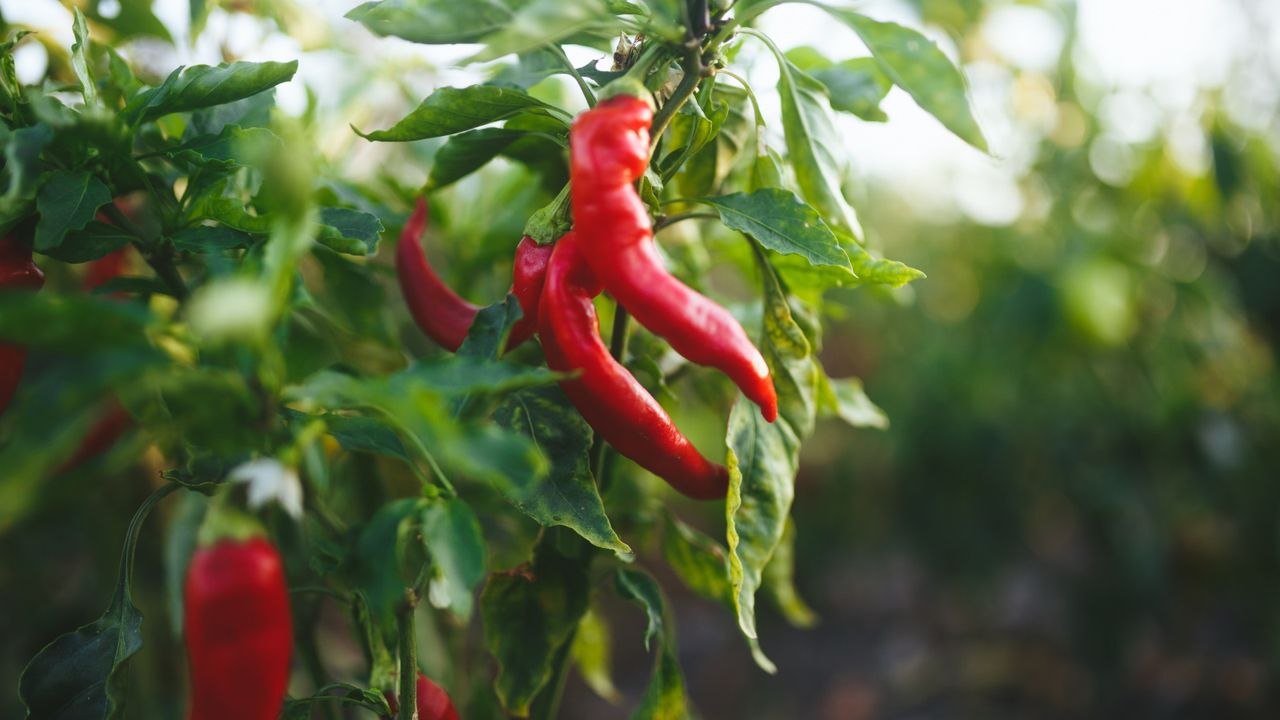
[2,0,1276,227]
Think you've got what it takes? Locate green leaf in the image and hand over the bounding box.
[0,124,53,230]
[723,248,820,673]
[422,498,488,621]
[482,542,591,716]
[614,569,689,720]
[429,128,541,190]
[752,31,861,236]
[494,386,632,556]
[71,9,98,107]
[458,296,523,363]
[126,61,298,124]
[817,374,889,429]
[346,0,516,44]
[354,86,566,143]
[662,514,733,606]
[41,221,131,263]
[19,485,175,720]
[701,189,852,271]
[786,47,892,122]
[469,0,619,63]
[0,293,154,351]
[33,170,112,252]
[570,608,621,703]
[320,413,411,461]
[168,125,283,169]
[170,224,258,254]
[350,498,428,646]
[843,238,926,288]
[82,0,172,43]
[760,518,817,628]
[317,207,385,256]
[827,9,988,151]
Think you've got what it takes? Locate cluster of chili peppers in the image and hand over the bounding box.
[397,94,777,500]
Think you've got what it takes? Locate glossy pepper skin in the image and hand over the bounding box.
[570,95,778,423]
[540,233,729,499]
[184,537,292,720]
[0,233,45,416]
[384,673,461,720]
[397,198,551,352]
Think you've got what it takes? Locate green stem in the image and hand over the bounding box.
[100,203,189,300]
[654,211,720,231]
[649,48,707,154]
[552,45,597,108]
[119,483,179,600]
[397,590,419,720]
[589,305,631,485]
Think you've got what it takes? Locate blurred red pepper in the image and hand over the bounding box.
[0,232,45,416]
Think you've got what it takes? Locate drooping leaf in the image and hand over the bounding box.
[482,541,591,716]
[42,221,131,263]
[662,514,733,606]
[826,9,988,151]
[760,518,818,628]
[614,569,689,720]
[316,207,385,256]
[817,373,889,430]
[354,86,567,143]
[494,386,631,556]
[786,47,892,122]
[570,608,621,703]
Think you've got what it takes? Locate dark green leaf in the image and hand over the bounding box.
[168,125,282,169]
[34,170,112,251]
[0,124,53,230]
[0,293,153,350]
[41,221,131,263]
[320,413,411,461]
[494,386,631,555]
[170,225,257,254]
[354,86,566,143]
[458,295,524,363]
[701,189,852,271]
[760,518,818,628]
[482,542,591,716]
[662,515,732,606]
[126,61,298,123]
[614,569,689,720]
[351,498,428,646]
[429,128,535,190]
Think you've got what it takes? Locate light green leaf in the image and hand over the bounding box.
[422,498,488,621]
[470,0,619,63]
[71,9,98,107]
[125,61,298,124]
[750,30,861,236]
[317,207,385,256]
[817,373,889,430]
[761,519,818,628]
[786,47,891,122]
[355,86,567,143]
[346,0,516,44]
[571,608,621,703]
[662,514,732,606]
[494,386,632,556]
[828,9,988,151]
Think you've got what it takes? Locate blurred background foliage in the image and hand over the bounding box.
[1,0,1278,718]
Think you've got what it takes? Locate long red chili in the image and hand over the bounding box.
[397,198,550,352]
[570,95,778,423]
[0,232,45,416]
[539,233,728,499]
[184,536,292,720]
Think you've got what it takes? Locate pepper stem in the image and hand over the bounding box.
[397,589,419,720]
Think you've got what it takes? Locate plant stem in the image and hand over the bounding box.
[655,211,720,231]
[589,305,632,485]
[101,203,190,300]
[397,590,419,720]
[552,45,597,108]
[649,48,708,154]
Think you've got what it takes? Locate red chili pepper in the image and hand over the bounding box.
[83,246,129,292]
[570,95,778,423]
[184,536,292,720]
[384,673,460,720]
[0,233,45,416]
[397,198,551,352]
[540,233,728,499]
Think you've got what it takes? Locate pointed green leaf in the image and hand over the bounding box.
[346,0,516,44]
[354,86,566,143]
[126,61,298,123]
[494,386,631,556]
[701,189,852,271]
[71,9,98,107]
[422,498,488,621]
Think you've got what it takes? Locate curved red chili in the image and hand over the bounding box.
[570,95,779,423]
[0,233,45,416]
[184,536,292,720]
[397,198,550,352]
[539,233,728,499]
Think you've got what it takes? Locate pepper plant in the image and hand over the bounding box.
[0,1,984,718]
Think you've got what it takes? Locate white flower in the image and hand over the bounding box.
[229,458,304,519]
